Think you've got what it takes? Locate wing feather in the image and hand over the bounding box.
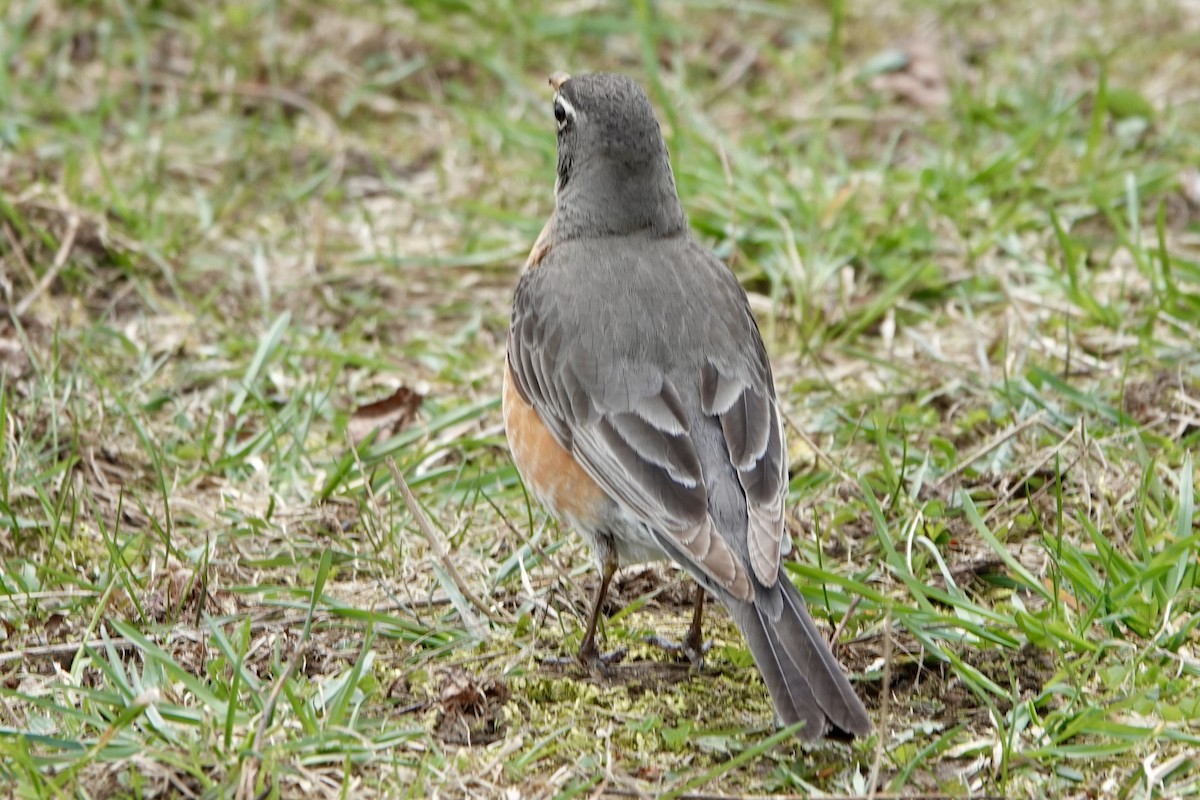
[507,241,785,600]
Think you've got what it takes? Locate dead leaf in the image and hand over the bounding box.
[0,320,31,380]
[43,613,69,641]
[144,557,209,624]
[867,38,950,109]
[434,668,510,746]
[348,386,423,444]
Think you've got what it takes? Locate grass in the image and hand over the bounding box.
[1,0,1199,797]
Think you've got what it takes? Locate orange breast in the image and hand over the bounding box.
[502,362,608,525]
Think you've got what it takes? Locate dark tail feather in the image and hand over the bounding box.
[728,575,871,740]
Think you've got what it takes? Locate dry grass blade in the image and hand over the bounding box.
[0,637,136,664]
[385,456,503,637]
[14,212,78,318]
[932,411,1047,489]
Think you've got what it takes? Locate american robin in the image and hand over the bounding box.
[503,72,871,740]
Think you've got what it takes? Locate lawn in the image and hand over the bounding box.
[1,1,1198,797]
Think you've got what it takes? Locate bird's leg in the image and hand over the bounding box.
[576,551,626,670]
[683,587,707,664]
[645,584,711,669]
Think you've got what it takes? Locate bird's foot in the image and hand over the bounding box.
[542,644,627,674]
[644,634,710,669]
[578,641,627,674]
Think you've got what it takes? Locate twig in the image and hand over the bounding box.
[479,487,588,624]
[981,426,1079,524]
[343,428,384,549]
[829,595,861,651]
[239,641,302,800]
[385,457,503,637]
[783,411,859,486]
[933,410,1046,489]
[0,589,101,605]
[0,638,135,664]
[868,608,893,799]
[2,220,38,304]
[15,213,79,318]
[1,607,446,664]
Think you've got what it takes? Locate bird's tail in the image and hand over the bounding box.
[727,573,871,740]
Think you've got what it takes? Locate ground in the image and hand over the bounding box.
[1,1,1199,798]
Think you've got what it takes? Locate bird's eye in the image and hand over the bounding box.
[553,95,574,130]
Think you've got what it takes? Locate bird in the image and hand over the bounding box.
[502,71,871,741]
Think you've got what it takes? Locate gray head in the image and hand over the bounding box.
[548,72,687,240]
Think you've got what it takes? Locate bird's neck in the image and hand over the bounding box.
[552,156,688,240]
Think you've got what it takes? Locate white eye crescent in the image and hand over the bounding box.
[553,94,575,130]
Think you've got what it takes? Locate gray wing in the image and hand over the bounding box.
[508,239,788,598]
[700,360,788,586]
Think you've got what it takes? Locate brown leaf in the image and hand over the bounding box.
[0,320,31,381]
[434,668,510,746]
[43,613,69,641]
[868,39,950,110]
[348,386,423,444]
